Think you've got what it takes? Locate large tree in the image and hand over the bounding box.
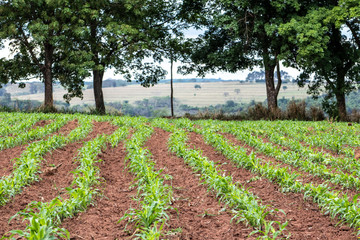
[72,0,181,114]
[0,0,90,110]
[181,0,302,112]
[279,1,360,121]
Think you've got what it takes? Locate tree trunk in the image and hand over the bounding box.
[335,92,347,121]
[93,70,105,114]
[43,42,54,109]
[170,58,174,117]
[275,58,282,98]
[264,64,277,112]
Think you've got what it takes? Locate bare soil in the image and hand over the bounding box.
[0,121,117,237]
[188,132,356,240]
[222,132,360,199]
[1,120,358,239]
[60,142,136,240]
[0,120,77,178]
[146,128,256,240]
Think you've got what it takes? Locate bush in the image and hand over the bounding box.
[247,103,269,120]
[310,106,325,121]
[286,100,307,120]
[349,109,360,123]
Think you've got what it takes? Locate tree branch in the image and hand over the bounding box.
[346,21,360,48]
[19,27,43,71]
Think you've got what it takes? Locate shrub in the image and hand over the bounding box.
[309,106,325,121]
[349,109,360,123]
[286,100,307,120]
[247,103,269,120]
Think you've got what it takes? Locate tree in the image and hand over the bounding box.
[279,3,360,121]
[194,84,201,89]
[246,71,265,82]
[328,0,360,48]
[71,0,181,114]
[0,1,90,110]
[182,0,301,112]
[162,38,191,117]
[234,88,240,94]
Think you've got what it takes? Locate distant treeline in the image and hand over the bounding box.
[2,90,360,122]
[85,78,241,89]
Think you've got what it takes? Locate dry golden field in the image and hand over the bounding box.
[12,82,308,107]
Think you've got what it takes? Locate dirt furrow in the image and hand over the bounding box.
[221,132,360,199]
[0,119,77,178]
[145,128,256,240]
[60,142,136,240]
[188,132,356,240]
[0,121,117,237]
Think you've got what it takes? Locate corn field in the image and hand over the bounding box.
[0,112,359,239]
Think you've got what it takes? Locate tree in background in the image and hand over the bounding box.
[279,1,360,121]
[0,0,90,110]
[246,71,265,83]
[71,0,181,114]
[181,0,301,113]
[166,38,193,117]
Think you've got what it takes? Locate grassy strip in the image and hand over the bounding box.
[119,117,174,240]
[203,120,360,191]
[6,118,130,240]
[0,114,73,150]
[0,115,93,206]
[153,118,289,239]
[177,119,360,235]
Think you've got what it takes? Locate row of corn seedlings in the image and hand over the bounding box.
[0,113,52,137]
[274,120,360,148]
[5,117,130,239]
[202,120,360,191]
[152,118,289,239]
[232,120,360,176]
[253,121,356,157]
[0,115,93,206]
[119,117,174,240]
[0,114,74,151]
[175,119,360,235]
[0,112,29,127]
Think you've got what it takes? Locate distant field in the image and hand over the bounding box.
[12,82,309,107]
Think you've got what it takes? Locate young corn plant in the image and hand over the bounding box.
[214,121,360,191]
[0,115,93,206]
[0,114,74,151]
[6,120,130,239]
[119,119,174,240]
[152,118,290,239]
[187,120,360,235]
[0,113,52,138]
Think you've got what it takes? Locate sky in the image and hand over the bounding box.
[0,29,300,82]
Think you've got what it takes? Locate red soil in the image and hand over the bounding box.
[32,119,52,129]
[60,142,136,240]
[145,128,256,239]
[187,132,356,240]
[1,121,357,239]
[222,132,360,199]
[0,121,117,237]
[0,120,77,178]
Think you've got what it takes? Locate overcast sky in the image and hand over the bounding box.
[0,28,300,81]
